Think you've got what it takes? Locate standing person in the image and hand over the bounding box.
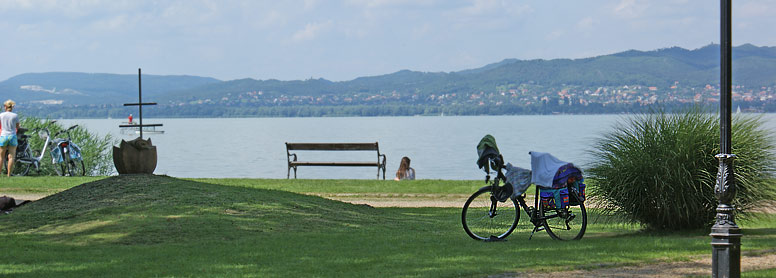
[394,156,416,181]
[0,100,20,177]
[128,114,133,124]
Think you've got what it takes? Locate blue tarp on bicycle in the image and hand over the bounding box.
[503,152,582,198]
[529,151,581,189]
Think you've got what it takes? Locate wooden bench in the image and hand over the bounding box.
[285,142,387,179]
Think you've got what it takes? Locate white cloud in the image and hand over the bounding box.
[292,20,333,41]
[0,0,47,10]
[303,0,319,10]
[613,0,648,18]
[251,9,287,29]
[411,23,432,39]
[576,17,594,31]
[0,0,139,18]
[737,0,776,17]
[16,23,36,32]
[161,1,221,25]
[347,0,436,9]
[458,0,531,17]
[91,14,130,31]
[545,29,564,41]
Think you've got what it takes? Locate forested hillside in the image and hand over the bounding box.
[5,44,776,118]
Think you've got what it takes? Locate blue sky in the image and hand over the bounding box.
[1,0,775,82]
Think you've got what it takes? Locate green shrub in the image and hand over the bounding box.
[587,109,776,230]
[15,117,115,176]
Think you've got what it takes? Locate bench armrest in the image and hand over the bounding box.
[287,153,297,163]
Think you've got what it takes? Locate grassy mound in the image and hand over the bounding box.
[3,175,383,245]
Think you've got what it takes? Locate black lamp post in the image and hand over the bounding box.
[711,0,741,277]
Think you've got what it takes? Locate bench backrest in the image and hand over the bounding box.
[286,142,379,151]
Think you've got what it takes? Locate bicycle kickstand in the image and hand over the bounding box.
[529,226,537,240]
[528,222,545,240]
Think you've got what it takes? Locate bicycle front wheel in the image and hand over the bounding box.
[462,187,520,241]
[541,193,587,240]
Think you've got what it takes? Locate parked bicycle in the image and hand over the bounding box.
[6,123,54,176]
[461,135,587,241]
[50,124,86,176]
[7,122,85,176]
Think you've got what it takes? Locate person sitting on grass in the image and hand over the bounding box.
[0,100,20,177]
[394,156,415,181]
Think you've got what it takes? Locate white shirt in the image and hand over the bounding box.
[0,111,19,136]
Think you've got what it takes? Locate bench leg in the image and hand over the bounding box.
[287,166,298,179]
[378,166,386,180]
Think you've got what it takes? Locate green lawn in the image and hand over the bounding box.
[0,176,102,196]
[188,178,484,194]
[1,176,774,277]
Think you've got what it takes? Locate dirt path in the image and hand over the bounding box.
[0,193,47,201]
[495,251,776,278]
[311,193,473,207]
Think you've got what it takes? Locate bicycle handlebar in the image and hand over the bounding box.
[52,125,78,138]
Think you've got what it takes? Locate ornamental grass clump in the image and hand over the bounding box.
[587,109,776,230]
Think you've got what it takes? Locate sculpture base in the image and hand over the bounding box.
[113,137,157,174]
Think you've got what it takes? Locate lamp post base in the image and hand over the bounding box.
[710,204,741,278]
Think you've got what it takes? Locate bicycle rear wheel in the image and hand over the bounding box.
[462,187,520,241]
[5,146,32,176]
[63,158,86,176]
[541,193,587,240]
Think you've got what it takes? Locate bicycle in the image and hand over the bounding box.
[5,122,57,176]
[49,124,86,176]
[461,138,587,241]
[4,128,35,176]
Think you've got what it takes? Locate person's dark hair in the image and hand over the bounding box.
[396,156,411,180]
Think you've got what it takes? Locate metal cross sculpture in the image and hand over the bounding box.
[711,1,741,277]
[118,68,163,139]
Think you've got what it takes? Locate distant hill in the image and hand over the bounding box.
[158,43,776,103]
[3,44,776,116]
[0,72,220,105]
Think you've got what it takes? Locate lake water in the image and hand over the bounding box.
[58,114,776,180]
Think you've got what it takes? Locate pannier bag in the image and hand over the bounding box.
[552,163,582,189]
[50,142,83,164]
[540,188,569,210]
